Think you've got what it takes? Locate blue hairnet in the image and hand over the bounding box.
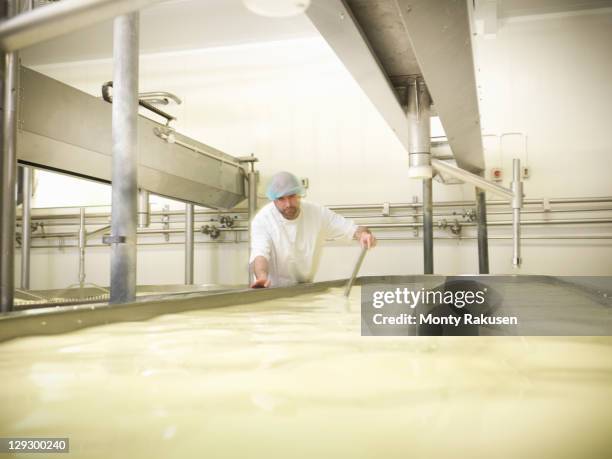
[266,171,305,201]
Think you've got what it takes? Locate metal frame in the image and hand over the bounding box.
[305,0,500,272]
[20,166,33,289]
[18,67,246,209]
[0,0,248,309]
[0,279,347,342]
[2,275,610,343]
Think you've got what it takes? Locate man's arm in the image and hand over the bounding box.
[354,226,377,249]
[250,256,271,288]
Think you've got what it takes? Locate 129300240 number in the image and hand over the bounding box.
[0,437,69,453]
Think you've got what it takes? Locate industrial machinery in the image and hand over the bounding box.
[0,0,608,314]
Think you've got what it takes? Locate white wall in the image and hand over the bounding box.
[475,9,612,198]
[21,9,612,289]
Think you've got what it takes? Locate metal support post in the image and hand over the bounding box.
[511,159,523,268]
[476,187,489,274]
[20,166,33,289]
[0,1,19,312]
[109,13,139,304]
[238,154,258,283]
[423,178,433,274]
[407,78,432,179]
[184,203,194,284]
[406,77,433,273]
[78,207,86,288]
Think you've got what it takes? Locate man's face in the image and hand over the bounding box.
[274,194,301,220]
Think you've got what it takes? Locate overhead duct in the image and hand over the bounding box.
[306,0,485,172]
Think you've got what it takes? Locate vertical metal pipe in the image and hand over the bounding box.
[246,159,258,283]
[0,4,19,311]
[248,168,257,225]
[109,13,139,304]
[407,78,432,179]
[475,187,490,274]
[137,189,150,228]
[511,159,523,268]
[407,77,433,273]
[20,166,32,289]
[423,178,433,274]
[78,207,86,288]
[184,203,194,285]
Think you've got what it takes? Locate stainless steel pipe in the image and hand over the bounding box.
[432,159,514,200]
[407,77,432,179]
[0,43,19,313]
[109,13,139,304]
[25,234,612,250]
[184,203,194,285]
[20,166,33,289]
[78,207,86,288]
[26,216,612,241]
[423,179,434,274]
[0,0,162,52]
[406,78,434,273]
[475,187,489,274]
[511,159,523,268]
[247,164,258,282]
[20,195,612,217]
[248,169,258,224]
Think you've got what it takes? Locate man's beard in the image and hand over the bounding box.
[282,206,299,219]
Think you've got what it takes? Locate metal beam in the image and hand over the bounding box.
[395,0,485,172]
[0,0,163,52]
[308,1,484,173]
[109,13,139,304]
[306,0,409,151]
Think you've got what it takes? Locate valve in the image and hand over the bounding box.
[462,208,476,222]
[450,219,462,236]
[201,224,221,240]
[219,215,235,228]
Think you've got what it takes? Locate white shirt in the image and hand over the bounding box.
[249,200,358,287]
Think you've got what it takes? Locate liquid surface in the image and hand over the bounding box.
[1,287,611,458]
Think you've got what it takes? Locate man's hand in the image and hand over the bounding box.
[355,226,377,249]
[250,277,271,289]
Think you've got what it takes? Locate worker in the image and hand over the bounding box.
[249,171,376,288]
